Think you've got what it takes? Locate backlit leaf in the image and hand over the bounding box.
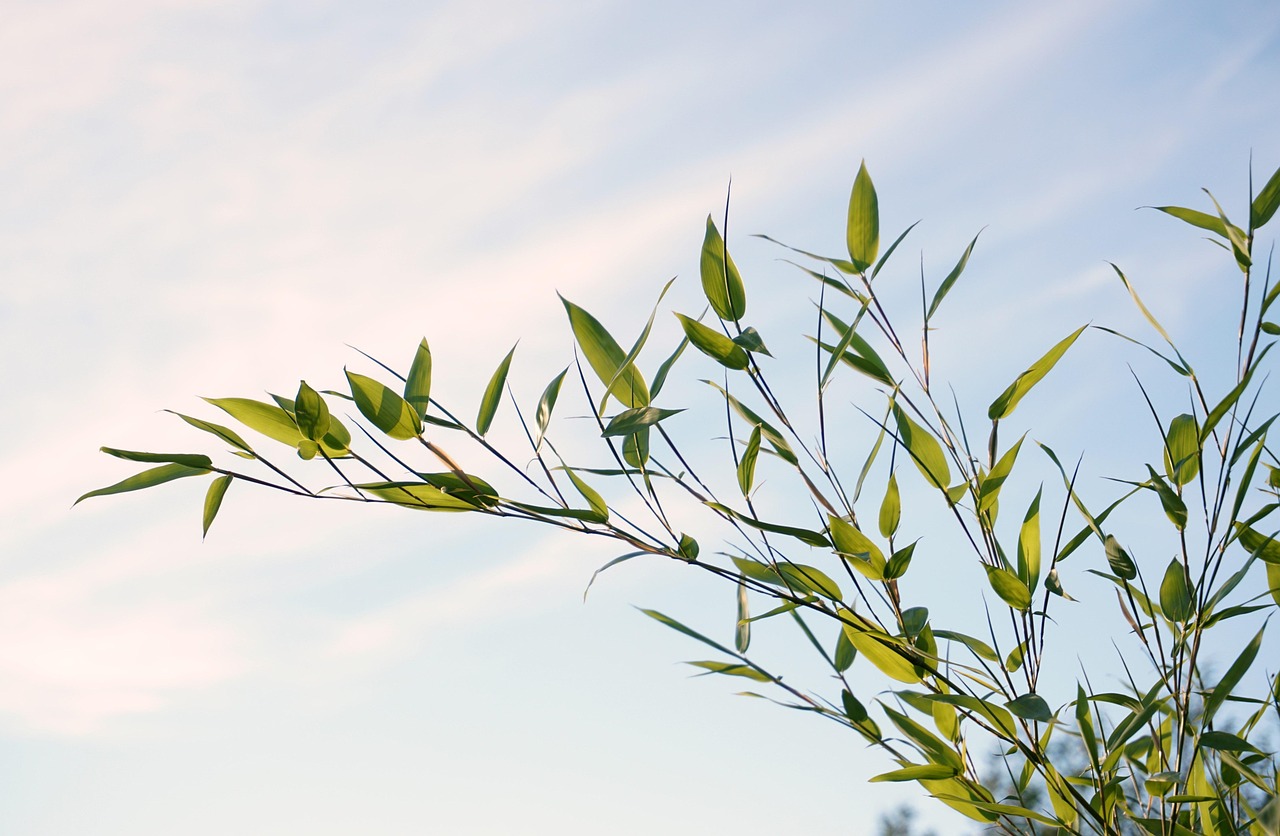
[926,231,981,321]
[871,764,958,783]
[76,463,211,505]
[879,472,901,538]
[565,468,608,521]
[202,474,232,537]
[986,566,1032,611]
[829,515,886,579]
[476,344,516,436]
[601,406,683,438]
[293,380,331,442]
[675,313,749,370]
[534,368,567,448]
[1163,413,1200,485]
[346,371,422,440]
[988,325,1087,421]
[404,338,433,419]
[1105,534,1136,580]
[100,447,212,470]
[560,295,650,408]
[846,160,879,271]
[1253,162,1280,229]
[738,424,761,495]
[700,216,746,321]
[1159,558,1193,622]
[892,404,951,490]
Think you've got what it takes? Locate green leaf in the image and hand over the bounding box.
[354,482,482,512]
[638,608,735,656]
[820,309,894,386]
[882,705,963,771]
[565,468,608,521]
[980,435,1024,514]
[475,344,516,436]
[1253,162,1280,229]
[776,562,843,600]
[415,471,499,508]
[709,502,830,548]
[404,338,433,419]
[1234,524,1280,564]
[1005,639,1029,673]
[293,380,331,442]
[1105,534,1136,580]
[560,295,650,408]
[622,426,649,468]
[1269,562,1280,607]
[99,447,213,470]
[738,424,761,495]
[879,472,901,538]
[842,614,922,684]
[675,313,749,370]
[649,336,688,400]
[685,660,770,681]
[1159,558,1193,622]
[1203,627,1264,724]
[1006,693,1053,722]
[828,515,886,579]
[834,628,856,672]
[1153,205,1241,240]
[601,406,683,438]
[892,404,951,490]
[204,396,304,448]
[344,372,422,440]
[1198,731,1260,754]
[883,542,917,580]
[703,381,797,465]
[929,693,1017,740]
[1018,488,1042,592]
[167,411,255,454]
[1202,343,1270,440]
[678,534,700,560]
[927,231,981,321]
[846,160,879,271]
[1144,466,1187,530]
[985,566,1032,611]
[202,474,232,537]
[732,327,769,356]
[931,798,1060,828]
[932,630,999,663]
[1164,413,1201,485]
[871,764,958,783]
[699,216,746,321]
[988,325,1087,420]
[735,578,750,653]
[534,368,567,449]
[76,463,211,505]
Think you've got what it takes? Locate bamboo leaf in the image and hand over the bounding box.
[842,616,922,684]
[685,660,770,682]
[404,338,433,420]
[1203,627,1264,724]
[703,381,797,465]
[565,468,609,521]
[534,368,568,448]
[829,515,887,579]
[345,372,422,440]
[99,448,213,470]
[1163,413,1201,485]
[846,160,879,271]
[1105,534,1136,580]
[883,542,917,580]
[476,344,516,436]
[560,295,650,408]
[76,463,211,505]
[985,566,1032,611]
[927,230,981,320]
[988,325,1087,421]
[1018,488,1042,592]
[202,474,232,537]
[675,313,749,370]
[735,577,750,653]
[1252,162,1280,229]
[709,502,830,547]
[1234,524,1280,564]
[294,380,331,442]
[1145,465,1187,530]
[892,404,951,490]
[879,472,901,539]
[1006,693,1053,722]
[601,406,683,438]
[166,411,255,454]
[871,764,958,783]
[1159,558,1193,622]
[979,435,1024,513]
[650,336,688,399]
[354,482,483,512]
[204,396,303,448]
[700,216,746,321]
[738,424,762,495]
[638,608,735,656]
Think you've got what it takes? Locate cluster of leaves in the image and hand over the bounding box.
[82,160,1280,834]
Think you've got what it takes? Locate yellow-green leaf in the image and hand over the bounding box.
[404,338,433,419]
[1164,413,1200,485]
[294,380,331,442]
[988,325,1087,421]
[738,424,761,495]
[700,216,746,321]
[879,472,901,538]
[476,344,516,436]
[346,371,422,440]
[986,565,1032,611]
[1159,558,1193,622]
[202,474,232,538]
[893,404,951,490]
[846,160,879,271]
[565,468,608,521]
[829,515,886,579]
[560,295,650,409]
[675,313,749,370]
[76,463,211,505]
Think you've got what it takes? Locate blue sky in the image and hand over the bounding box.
[3,1,1280,833]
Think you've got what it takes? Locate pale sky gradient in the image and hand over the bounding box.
[3,2,1280,833]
